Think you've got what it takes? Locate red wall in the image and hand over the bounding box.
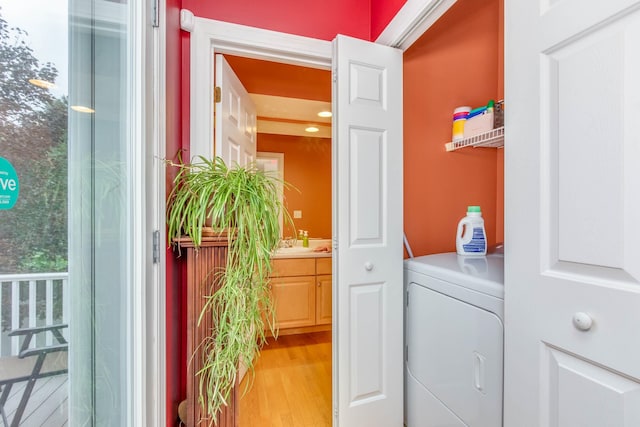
[403,0,501,257]
[370,0,407,40]
[165,0,186,425]
[182,0,371,41]
[257,134,332,239]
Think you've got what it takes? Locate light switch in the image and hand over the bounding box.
[293,210,302,219]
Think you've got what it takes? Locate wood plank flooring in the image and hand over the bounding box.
[239,332,332,427]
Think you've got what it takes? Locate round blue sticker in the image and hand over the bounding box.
[0,157,19,210]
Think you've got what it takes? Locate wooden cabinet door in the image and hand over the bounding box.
[316,274,332,325]
[270,276,316,329]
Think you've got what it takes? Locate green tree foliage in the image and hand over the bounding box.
[0,9,68,273]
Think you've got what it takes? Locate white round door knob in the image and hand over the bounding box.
[572,312,593,331]
[364,262,373,271]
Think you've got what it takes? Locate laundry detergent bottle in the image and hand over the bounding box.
[456,206,487,256]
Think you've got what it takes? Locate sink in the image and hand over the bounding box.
[275,246,314,254]
[273,238,332,257]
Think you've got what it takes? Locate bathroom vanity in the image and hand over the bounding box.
[268,250,332,335]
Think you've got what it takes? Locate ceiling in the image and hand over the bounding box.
[224,55,332,139]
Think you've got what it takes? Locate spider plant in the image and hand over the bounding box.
[166,155,290,419]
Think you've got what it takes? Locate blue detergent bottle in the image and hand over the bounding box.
[456,206,487,256]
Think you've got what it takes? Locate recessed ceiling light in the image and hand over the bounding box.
[305,126,319,133]
[71,105,96,113]
[28,78,56,90]
[317,111,332,118]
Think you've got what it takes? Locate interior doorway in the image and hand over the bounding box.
[219,54,334,426]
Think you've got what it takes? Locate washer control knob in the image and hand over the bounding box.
[364,262,374,271]
[572,312,593,331]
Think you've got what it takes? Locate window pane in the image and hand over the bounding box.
[0,0,138,425]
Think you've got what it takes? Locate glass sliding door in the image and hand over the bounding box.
[0,0,156,425]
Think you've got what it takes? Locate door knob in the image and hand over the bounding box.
[572,312,593,331]
[364,262,373,271]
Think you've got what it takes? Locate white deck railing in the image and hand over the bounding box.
[0,272,69,357]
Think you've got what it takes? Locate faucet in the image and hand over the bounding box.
[279,237,296,248]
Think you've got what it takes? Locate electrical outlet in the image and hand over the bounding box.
[293,210,302,219]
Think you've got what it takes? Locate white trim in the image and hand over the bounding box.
[148,0,167,425]
[375,0,457,49]
[130,0,166,425]
[180,9,195,32]
[185,12,332,162]
[256,152,285,237]
[130,0,146,425]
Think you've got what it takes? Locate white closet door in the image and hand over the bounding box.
[505,0,640,425]
[333,34,404,427]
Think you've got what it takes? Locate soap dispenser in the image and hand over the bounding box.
[302,231,309,248]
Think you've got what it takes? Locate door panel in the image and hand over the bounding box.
[214,55,257,166]
[333,34,403,427]
[350,129,384,244]
[505,0,640,425]
[542,346,640,427]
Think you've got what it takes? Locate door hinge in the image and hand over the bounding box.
[214,86,221,103]
[151,0,159,27]
[152,230,160,264]
[332,70,337,83]
[406,345,409,362]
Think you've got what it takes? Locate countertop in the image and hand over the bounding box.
[271,239,332,259]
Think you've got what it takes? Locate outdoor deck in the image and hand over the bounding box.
[3,375,67,426]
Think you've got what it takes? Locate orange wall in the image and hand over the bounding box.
[403,0,501,257]
[257,134,332,239]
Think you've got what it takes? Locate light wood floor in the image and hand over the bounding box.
[239,331,332,427]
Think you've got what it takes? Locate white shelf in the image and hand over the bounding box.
[445,126,504,152]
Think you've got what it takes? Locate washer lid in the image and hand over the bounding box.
[404,252,504,299]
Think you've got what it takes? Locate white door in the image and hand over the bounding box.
[333,34,403,426]
[214,54,257,166]
[505,0,640,425]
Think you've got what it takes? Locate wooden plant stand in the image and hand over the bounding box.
[176,234,238,427]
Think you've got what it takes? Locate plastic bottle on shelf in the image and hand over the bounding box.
[456,206,487,256]
[302,231,309,248]
[452,106,471,141]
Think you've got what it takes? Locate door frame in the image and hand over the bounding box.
[180,8,451,425]
[185,17,332,163]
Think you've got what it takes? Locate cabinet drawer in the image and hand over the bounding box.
[271,258,316,277]
[316,258,332,275]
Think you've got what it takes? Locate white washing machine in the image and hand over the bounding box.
[404,252,504,427]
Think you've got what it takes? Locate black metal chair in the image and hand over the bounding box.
[0,324,68,427]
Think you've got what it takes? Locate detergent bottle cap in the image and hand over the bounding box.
[467,206,481,213]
